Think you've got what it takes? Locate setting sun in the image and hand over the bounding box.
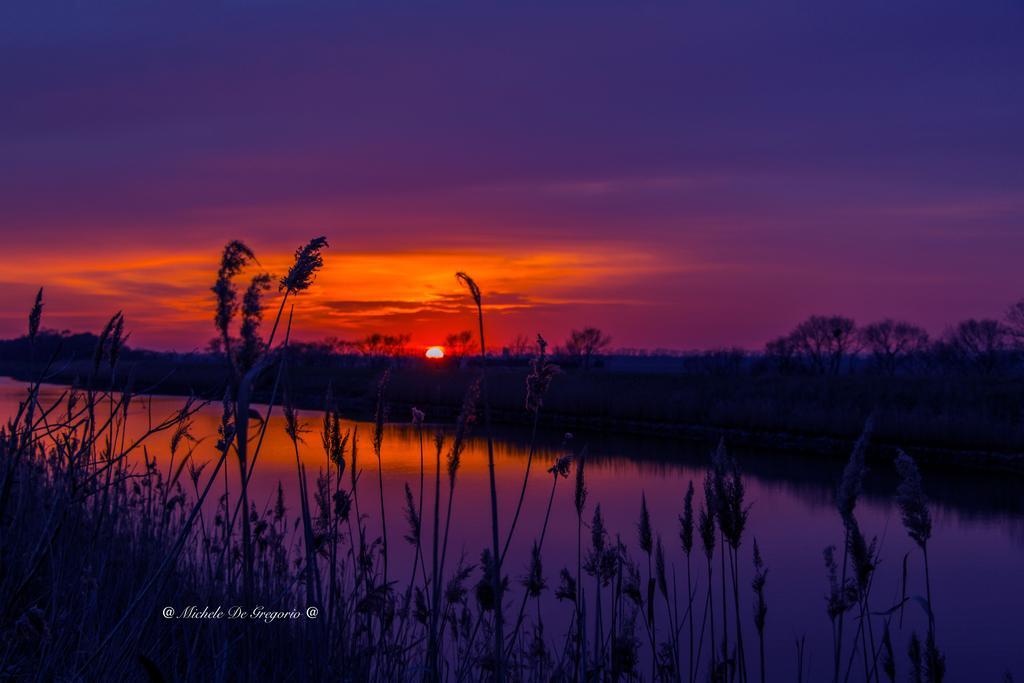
[424,346,445,359]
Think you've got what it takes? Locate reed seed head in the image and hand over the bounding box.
[574,446,588,516]
[655,535,668,599]
[698,500,715,561]
[548,452,573,478]
[169,416,195,457]
[373,370,389,458]
[446,564,474,605]
[894,450,932,549]
[555,568,577,602]
[280,236,328,293]
[28,288,43,342]
[522,541,547,598]
[679,480,695,556]
[213,240,256,339]
[708,440,748,549]
[823,544,857,620]
[92,311,121,373]
[638,493,653,555]
[845,515,878,594]
[274,481,286,521]
[238,273,271,371]
[584,504,617,585]
[108,312,127,370]
[455,271,482,308]
[526,333,560,413]
[447,378,480,485]
[321,392,348,477]
[474,548,506,611]
[216,388,235,452]
[333,489,351,521]
[402,482,421,545]
[218,240,256,280]
[284,397,306,444]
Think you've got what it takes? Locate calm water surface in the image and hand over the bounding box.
[4,377,1022,680]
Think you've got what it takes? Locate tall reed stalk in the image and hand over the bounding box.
[427,427,445,681]
[894,451,943,683]
[698,492,718,681]
[751,539,767,683]
[832,417,873,683]
[372,372,390,585]
[455,271,504,681]
[501,335,558,562]
[680,481,695,683]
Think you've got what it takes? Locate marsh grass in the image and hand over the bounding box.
[0,242,972,682]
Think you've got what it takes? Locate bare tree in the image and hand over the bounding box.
[764,334,799,373]
[943,318,1010,373]
[1005,298,1024,348]
[325,336,360,355]
[444,330,476,361]
[859,319,929,375]
[358,333,386,356]
[506,333,532,358]
[359,332,412,357]
[564,326,611,370]
[787,315,858,375]
[383,333,411,356]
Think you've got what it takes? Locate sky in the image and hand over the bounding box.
[0,1,1022,351]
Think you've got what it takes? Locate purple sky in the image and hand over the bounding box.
[1,1,1022,350]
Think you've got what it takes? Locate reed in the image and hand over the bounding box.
[573,438,588,679]
[637,493,657,680]
[751,539,767,683]
[502,335,559,562]
[679,480,696,683]
[455,271,506,680]
[372,371,390,585]
[698,481,719,680]
[894,451,944,683]
[832,417,873,683]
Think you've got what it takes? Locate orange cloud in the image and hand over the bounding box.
[0,241,681,350]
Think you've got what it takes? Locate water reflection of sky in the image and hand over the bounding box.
[4,378,1022,680]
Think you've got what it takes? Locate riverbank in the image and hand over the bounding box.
[4,355,1023,475]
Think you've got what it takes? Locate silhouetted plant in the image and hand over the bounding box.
[564,326,611,371]
[680,480,696,683]
[751,538,767,683]
[27,287,43,344]
[455,270,506,681]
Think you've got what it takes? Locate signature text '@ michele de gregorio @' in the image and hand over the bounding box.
[161,605,318,623]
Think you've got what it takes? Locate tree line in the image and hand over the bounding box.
[6,301,1024,378]
[761,300,1024,376]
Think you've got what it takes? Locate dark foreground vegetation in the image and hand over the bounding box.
[1,237,1013,681]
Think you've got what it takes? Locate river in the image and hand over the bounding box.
[2,376,1021,680]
